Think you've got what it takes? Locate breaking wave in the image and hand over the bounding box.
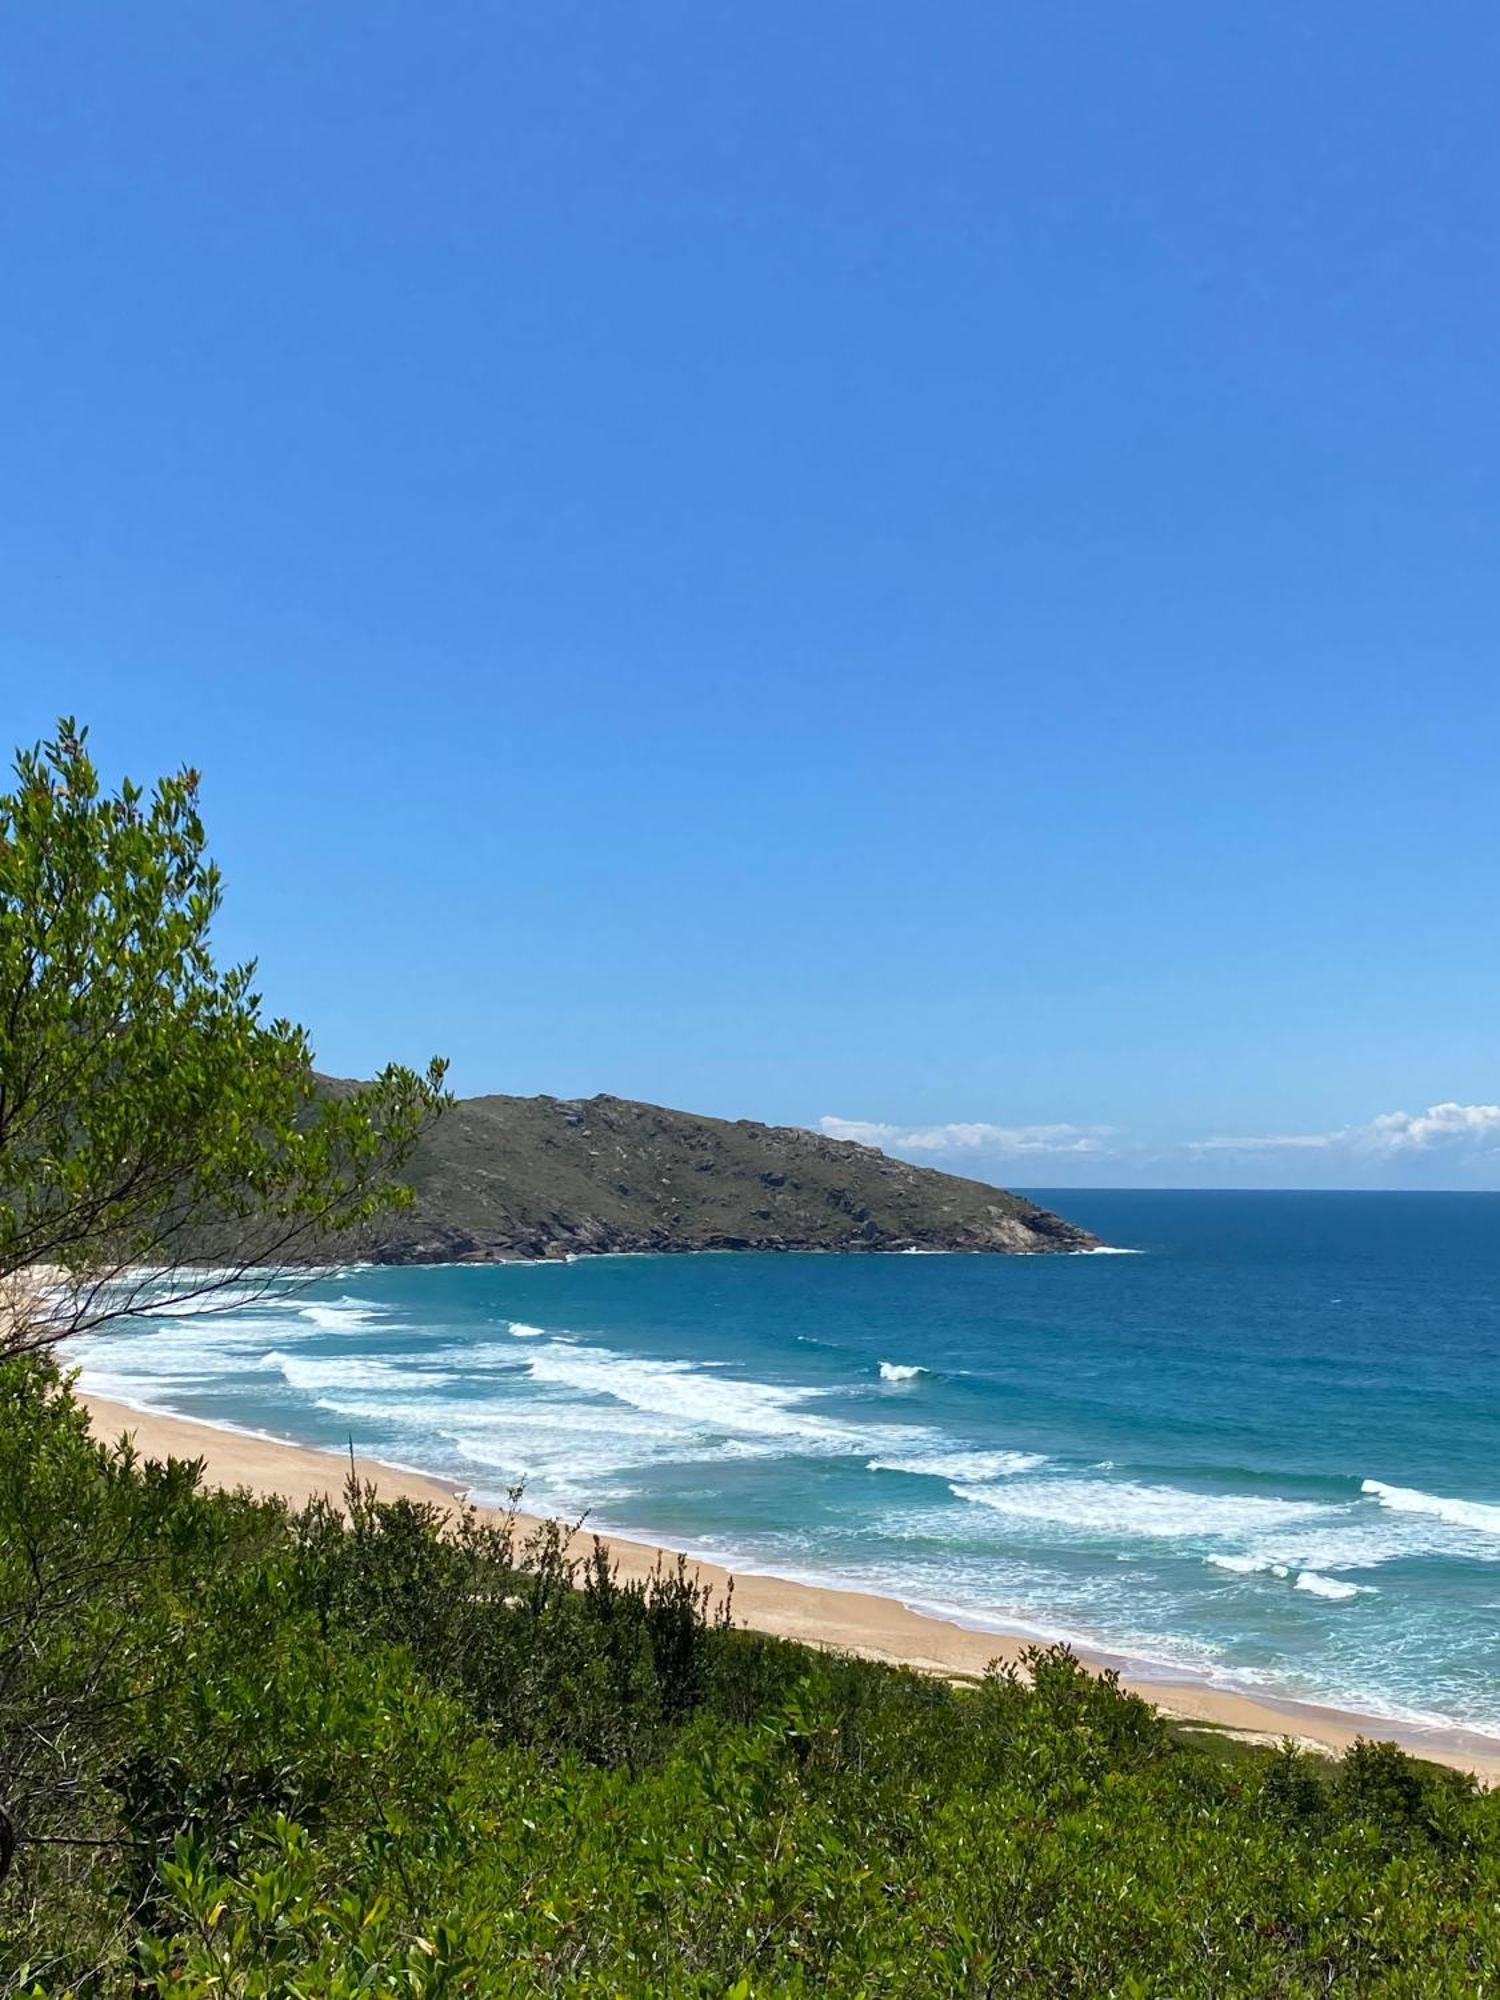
[868,1449,1047,1481]
[139,1285,280,1317]
[1206,1554,1370,1601]
[1295,1570,1368,1602]
[951,1476,1332,1542]
[298,1298,386,1331]
[1206,1553,1289,1577]
[1361,1479,1500,1539]
[520,1341,925,1456]
[262,1351,454,1393]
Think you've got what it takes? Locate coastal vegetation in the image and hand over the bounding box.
[0,723,447,1351]
[4,1362,1498,1996]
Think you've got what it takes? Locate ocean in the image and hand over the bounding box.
[75,1191,1500,1740]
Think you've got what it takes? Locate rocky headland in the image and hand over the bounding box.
[330,1086,1097,1262]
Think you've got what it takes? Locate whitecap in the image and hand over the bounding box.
[1295,1570,1368,1602]
[951,1476,1332,1542]
[298,1297,386,1331]
[262,1351,453,1393]
[520,1341,927,1455]
[879,1361,925,1384]
[1205,1553,1293,1579]
[507,1322,547,1339]
[73,1302,307,1398]
[1361,1478,1500,1539]
[869,1450,1047,1481]
[442,1405,721,1493]
[143,1285,283,1318]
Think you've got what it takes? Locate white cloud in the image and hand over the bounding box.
[1187,1132,1335,1154]
[1360,1102,1500,1152]
[1191,1103,1500,1160]
[820,1100,1500,1188]
[820,1116,1114,1157]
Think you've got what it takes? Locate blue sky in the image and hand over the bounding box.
[3,5,1498,1188]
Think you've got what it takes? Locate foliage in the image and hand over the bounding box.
[0,721,447,1349]
[2,1363,1497,1996]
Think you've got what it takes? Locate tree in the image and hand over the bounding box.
[0,720,448,1352]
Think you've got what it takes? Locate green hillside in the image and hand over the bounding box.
[330,1085,1096,1260]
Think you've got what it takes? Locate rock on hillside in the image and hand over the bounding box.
[336,1087,1096,1262]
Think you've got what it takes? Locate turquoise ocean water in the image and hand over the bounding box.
[76,1192,1500,1741]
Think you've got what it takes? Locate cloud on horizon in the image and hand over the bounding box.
[819,1102,1500,1187]
[819,1116,1115,1157]
[1189,1102,1500,1159]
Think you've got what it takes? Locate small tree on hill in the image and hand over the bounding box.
[0,720,448,1352]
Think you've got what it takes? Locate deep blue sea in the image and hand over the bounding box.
[76,1193,1500,1740]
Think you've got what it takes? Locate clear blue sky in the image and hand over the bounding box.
[4,5,1498,1186]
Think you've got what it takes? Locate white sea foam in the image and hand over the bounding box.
[431,1382,837,1509]
[878,1361,925,1383]
[869,1450,1047,1481]
[951,1477,1332,1542]
[143,1285,281,1318]
[262,1351,448,1394]
[1205,1554,1314,1585]
[75,1368,211,1403]
[422,1341,533,1375]
[1295,1570,1367,1602]
[520,1340,916,1453]
[298,1298,386,1331]
[1241,1502,1486,1574]
[1361,1479,1500,1539]
[137,1264,273,1285]
[443,1403,719,1495]
[75,1306,303,1393]
[507,1322,547,1338]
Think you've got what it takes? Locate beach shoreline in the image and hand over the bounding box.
[78,1391,1500,1784]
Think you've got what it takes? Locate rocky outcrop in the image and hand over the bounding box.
[329,1087,1096,1262]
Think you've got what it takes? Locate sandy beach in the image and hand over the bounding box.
[78,1392,1500,1783]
